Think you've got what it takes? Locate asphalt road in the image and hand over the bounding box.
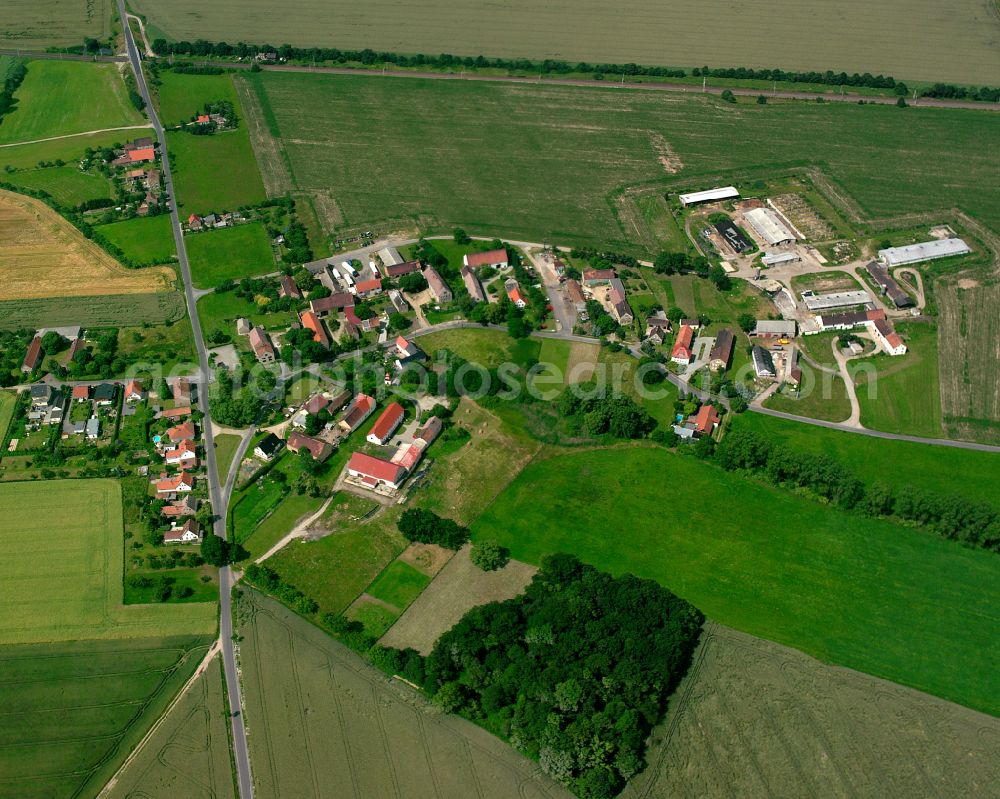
[116,4,255,797]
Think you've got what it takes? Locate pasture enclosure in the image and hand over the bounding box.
[380,544,536,655]
[104,655,235,799]
[186,222,274,288]
[623,624,1000,799]
[0,479,217,644]
[0,291,186,329]
[471,446,1000,716]
[0,61,145,145]
[130,0,1000,84]
[0,190,175,300]
[0,0,112,50]
[239,587,572,799]
[0,634,212,799]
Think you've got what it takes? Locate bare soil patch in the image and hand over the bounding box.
[398,542,453,577]
[0,190,174,300]
[648,132,683,174]
[566,341,599,383]
[623,623,1000,799]
[958,278,981,289]
[380,544,536,655]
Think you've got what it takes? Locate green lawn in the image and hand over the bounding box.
[0,390,16,446]
[417,327,538,369]
[0,479,216,644]
[232,475,289,543]
[187,223,275,288]
[115,319,196,374]
[852,322,942,438]
[0,130,128,171]
[735,413,1000,509]
[157,70,266,214]
[214,433,242,483]
[97,215,177,265]
[472,446,1000,717]
[1,165,113,207]
[197,289,296,341]
[763,371,852,422]
[364,560,432,609]
[0,61,146,144]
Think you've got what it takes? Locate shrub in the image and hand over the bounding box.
[470,539,509,571]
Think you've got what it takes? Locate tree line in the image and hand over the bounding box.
[421,554,703,799]
[0,60,26,124]
[716,427,1000,552]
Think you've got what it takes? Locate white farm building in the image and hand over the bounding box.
[761,251,800,267]
[878,238,971,266]
[744,208,796,246]
[678,186,739,206]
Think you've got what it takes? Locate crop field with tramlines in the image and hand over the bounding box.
[239,588,572,799]
[622,624,1000,799]
[130,0,1000,84]
[1,0,112,50]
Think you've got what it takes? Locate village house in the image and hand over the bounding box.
[158,406,192,421]
[395,336,425,365]
[93,383,117,406]
[254,433,284,461]
[423,267,453,303]
[85,417,100,440]
[565,279,587,316]
[310,292,354,316]
[461,266,487,304]
[608,279,633,324]
[172,377,196,407]
[166,420,196,445]
[691,404,721,437]
[300,310,331,348]
[125,379,146,403]
[463,249,509,270]
[752,320,797,338]
[164,439,198,466]
[72,384,90,403]
[164,519,202,544]
[236,317,252,336]
[354,277,383,298]
[187,214,203,231]
[752,345,777,379]
[338,393,376,434]
[644,314,672,342]
[249,326,276,363]
[709,329,735,371]
[582,268,616,286]
[286,430,334,462]
[388,290,409,313]
[383,260,420,278]
[389,415,443,472]
[279,275,303,300]
[156,472,195,496]
[367,402,405,445]
[869,318,908,356]
[506,279,528,309]
[162,496,199,519]
[345,305,379,333]
[21,336,42,373]
[671,325,695,365]
[347,451,407,491]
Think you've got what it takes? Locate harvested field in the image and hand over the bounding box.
[238,587,572,799]
[104,654,235,799]
[623,624,1000,799]
[132,0,1000,84]
[0,291,186,329]
[938,282,1000,444]
[381,544,536,655]
[0,0,112,50]
[0,479,216,644]
[0,190,175,300]
[0,634,212,799]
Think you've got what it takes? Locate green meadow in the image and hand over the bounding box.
[187,222,275,288]
[97,215,177,264]
[0,61,146,144]
[472,446,1000,716]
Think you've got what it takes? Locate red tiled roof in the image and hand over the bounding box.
[340,394,375,430]
[583,268,616,283]
[692,404,720,434]
[22,336,42,370]
[158,406,191,420]
[72,385,90,400]
[196,114,210,123]
[166,420,195,442]
[128,147,155,163]
[508,287,526,306]
[300,310,330,347]
[280,275,303,299]
[286,431,332,461]
[369,402,404,443]
[464,248,508,268]
[125,379,144,397]
[672,325,694,360]
[303,394,330,415]
[355,278,382,294]
[348,452,406,484]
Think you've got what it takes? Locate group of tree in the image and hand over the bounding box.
[559,390,656,440]
[0,329,33,386]
[209,365,273,427]
[0,60,27,123]
[418,554,704,798]
[244,563,319,614]
[716,427,1000,551]
[397,507,470,550]
[693,64,900,90]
